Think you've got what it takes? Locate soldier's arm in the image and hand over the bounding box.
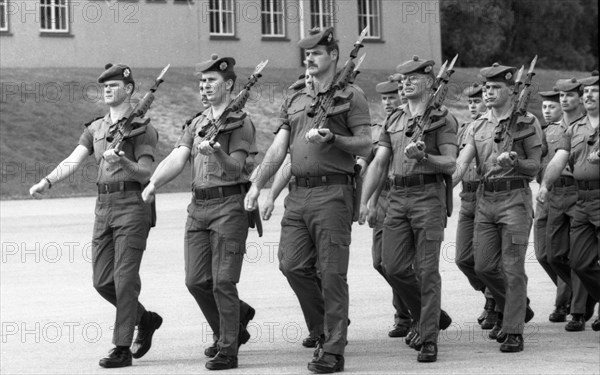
[266,154,292,202]
[452,144,476,187]
[118,155,153,183]
[420,144,458,175]
[148,147,190,190]
[359,146,390,225]
[262,154,292,220]
[250,130,290,190]
[331,124,372,157]
[540,150,569,190]
[29,145,90,198]
[361,146,391,206]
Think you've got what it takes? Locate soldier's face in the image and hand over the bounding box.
[583,85,599,113]
[401,74,432,99]
[398,85,408,104]
[202,71,231,104]
[381,93,401,114]
[304,46,337,78]
[542,101,562,123]
[560,91,582,113]
[198,79,209,107]
[467,97,486,119]
[103,80,131,106]
[484,82,511,108]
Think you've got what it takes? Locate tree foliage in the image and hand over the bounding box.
[441,0,599,70]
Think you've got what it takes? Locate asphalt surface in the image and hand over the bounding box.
[1,188,599,374]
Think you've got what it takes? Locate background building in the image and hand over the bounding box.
[0,0,442,69]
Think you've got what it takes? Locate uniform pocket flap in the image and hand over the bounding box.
[511,233,530,245]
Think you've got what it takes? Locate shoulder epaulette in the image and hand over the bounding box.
[183,110,205,130]
[84,116,103,127]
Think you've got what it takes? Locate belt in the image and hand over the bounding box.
[193,183,248,200]
[382,180,391,192]
[294,174,353,188]
[97,181,142,194]
[553,176,576,188]
[483,179,526,192]
[461,181,480,193]
[577,180,600,190]
[390,174,442,188]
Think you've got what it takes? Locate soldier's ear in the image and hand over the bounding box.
[225,79,234,92]
[330,48,339,62]
[124,82,135,96]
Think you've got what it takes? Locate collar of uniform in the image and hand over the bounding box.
[566,113,587,126]
[205,107,244,122]
[479,107,512,124]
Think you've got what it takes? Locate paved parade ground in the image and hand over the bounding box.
[1,189,599,374]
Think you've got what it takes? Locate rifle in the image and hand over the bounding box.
[198,60,269,146]
[494,55,538,153]
[306,27,369,130]
[405,54,458,143]
[106,64,170,151]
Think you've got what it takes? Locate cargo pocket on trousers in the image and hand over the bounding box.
[424,228,444,242]
[510,232,530,258]
[323,231,351,273]
[221,240,244,283]
[127,233,147,252]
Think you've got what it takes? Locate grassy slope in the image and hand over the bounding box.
[0,66,585,199]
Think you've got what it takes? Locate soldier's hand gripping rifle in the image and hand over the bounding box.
[405,54,459,145]
[106,64,170,151]
[198,60,269,146]
[306,27,369,132]
[494,55,538,154]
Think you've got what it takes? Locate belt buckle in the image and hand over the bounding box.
[103,184,110,194]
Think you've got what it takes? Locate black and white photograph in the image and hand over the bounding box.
[1,0,599,373]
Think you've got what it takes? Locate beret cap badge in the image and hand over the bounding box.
[505,72,512,80]
[123,68,131,78]
[424,66,432,73]
[219,62,228,71]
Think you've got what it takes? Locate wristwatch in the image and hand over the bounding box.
[418,153,429,163]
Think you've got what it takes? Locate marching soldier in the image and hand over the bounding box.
[142,55,256,370]
[534,89,573,324]
[538,72,600,330]
[535,81,593,331]
[245,27,372,373]
[358,79,412,338]
[29,63,162,368]
[360,56,458,362]
[453,82,498,329]
[453,63,539,352]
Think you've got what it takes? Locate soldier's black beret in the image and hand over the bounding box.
[579,70,599,86]
[480,63,517,84]
[396,55,435,76]
[195,54,236,75]
[376,80,399,94]
[298,27,336,49]
[539,90,560,103]
[554,78,581,93]
[98,63,134,85]
[462,82,483,98]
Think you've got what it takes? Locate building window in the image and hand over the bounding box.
[209,0,235,36]
[0,0,8,32]
[261,0,285,37]
[310,0,334,29]
[40,0,69,33]
[357,0,380,39]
